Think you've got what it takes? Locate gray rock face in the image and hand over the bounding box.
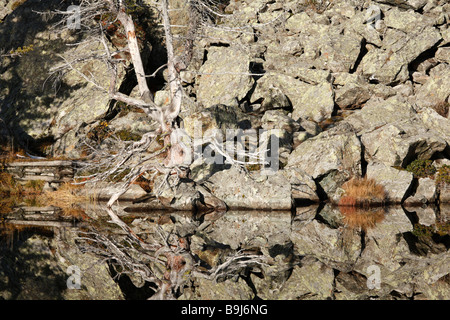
[342,95,417,134]
[361,118,448,167]
[404,177,437,206]
[251,74,335,123]
[204,210,292,251]
[366,162,414,203]
[415,64,450,110]
[276,259,335,300]
[195,46,254,108]
[183,104,240,140]
[287,123,362,179]
[282,167,319,202]
[207,166,292,210]
[358,9,442,85]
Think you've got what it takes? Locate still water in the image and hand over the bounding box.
[0,201,449,300]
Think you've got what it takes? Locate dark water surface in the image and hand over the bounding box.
[0,201,449,300]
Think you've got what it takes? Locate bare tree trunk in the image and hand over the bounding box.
[160,0,183,125]
[117,9,153,104]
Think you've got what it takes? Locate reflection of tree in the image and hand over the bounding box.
[75,206,267,300]
[339,206,385,232]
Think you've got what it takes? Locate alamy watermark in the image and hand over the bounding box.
[366,265,381,290]
[67,5,81,30]
[365,5,383,31]
[169,121,281,173]
[66,265,81,289]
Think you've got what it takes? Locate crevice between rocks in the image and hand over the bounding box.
[349,38,368,74]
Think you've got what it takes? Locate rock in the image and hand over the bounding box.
[366,162,414,203]
[284,12,364,73]
[435,47,450,63]
[361,118,448,167]
[404,178,437,206]
[333,74,397,109]
[384,7,435,33]
[55,229,125,300]
[354,207,413,272]
[261,110,300,134]
[281,167,319,202]
[207,166,292,210]
[334,271,370,300]
[276,258,335,300]
[415,64,450,110]
[204,210,291,251]
[109,110,159,139]
[439,184,450,204]
[0,0,126,158]
[291,219,362,270]
[358,25,442,84]
[192,277,254,300]
[294,205,318,223]
[287,123,362,179]
[250,74,335,123]
[412,207,437,226]
[196,46,254,108]
[154,176,226,211]
[183,104,239,140]
[416,107,450,145]
[374,0,428,10]
[258,128,292,166]
[342,95,417,134]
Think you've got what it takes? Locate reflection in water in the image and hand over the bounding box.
[339,206,385,231]
[0,201,449,300]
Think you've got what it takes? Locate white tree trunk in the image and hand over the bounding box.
[117,9,153,104]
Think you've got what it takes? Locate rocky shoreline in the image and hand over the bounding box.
[0,0,449,300]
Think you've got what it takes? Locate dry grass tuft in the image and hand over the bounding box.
[338,177,387,207]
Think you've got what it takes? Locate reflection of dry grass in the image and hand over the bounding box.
[339,177,387,207]
[340,206,385,231]
[39,183,91,219]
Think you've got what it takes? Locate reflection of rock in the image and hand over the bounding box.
[181,277,254,300]
[355,207,413,272]
[204,210,292,251]
[291,219,362,270]
[276,257,334,300]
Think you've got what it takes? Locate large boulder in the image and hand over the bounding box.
[207,166,292,210]
[415,64,450,111]
[342,95,417,134]
[291,219,362,270]
[204,210,292,251]
[361,118,448,167]
[358,13,442,85]
[276,258,335,300]
[366,162,414,203]
[287,123,362,179]
[250,73,335,123]
[195,46,254,108]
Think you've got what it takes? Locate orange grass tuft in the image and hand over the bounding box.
[338,177,387,207]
